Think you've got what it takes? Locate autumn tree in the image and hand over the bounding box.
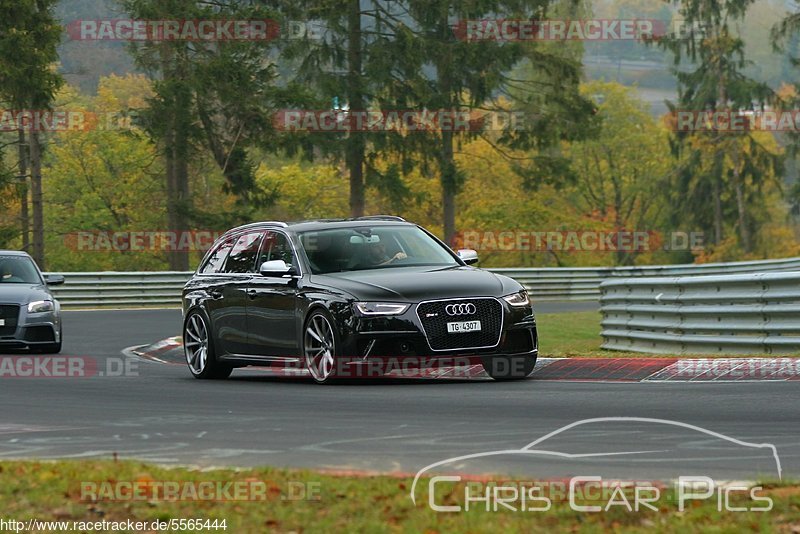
[0,0,63,267]
[121,0,304,269]
[653,0,782,253]
[565,82,673,265]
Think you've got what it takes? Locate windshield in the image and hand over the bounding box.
[0,256,43,285]
[299,226,459,274]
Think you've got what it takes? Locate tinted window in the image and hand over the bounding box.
[299,226,458,274]
[0,256,42,284]
[258,231,296,269]
[200,238,235,274]
[224,232,264,274]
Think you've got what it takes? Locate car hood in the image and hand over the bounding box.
[0,284,52,305]
[311,266,522,301]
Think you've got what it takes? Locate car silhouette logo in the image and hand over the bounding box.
[410,417,784,505]
[445,303,476,316]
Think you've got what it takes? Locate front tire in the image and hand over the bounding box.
[482,354,537,381]
[303,309,340,384]
[184,311,232,379]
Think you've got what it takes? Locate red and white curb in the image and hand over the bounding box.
[127,338,800,382]
[532,357,800,382]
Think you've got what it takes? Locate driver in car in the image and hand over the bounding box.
[0,264,24,283]
[367,241,407,266]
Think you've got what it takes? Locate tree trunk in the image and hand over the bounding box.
[29,131,45,269]
[174,72,191,270]
[714,44,727,248]
[612,175,630,265]
[162,46,191,271]
[734,170,751,253]
[164,137,180,271]
[436,15,457,246]
[346,0,365,218]
[713,174,723,245]
[17,128,29,252]
[441,129,457,245]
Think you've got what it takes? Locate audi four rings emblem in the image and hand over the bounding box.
[445,303,476,316]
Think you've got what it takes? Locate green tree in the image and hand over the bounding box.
[392,0,596,243]
[653,0,782,253]
[564,82,673,265]
[0,0,64,268]
[280,0,414,218]
[44,83,165,271]
[121,0,303,269]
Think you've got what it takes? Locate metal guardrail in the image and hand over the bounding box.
[493,256,800,301]
[45,272,191,308]
[600,271,800,354]
[43,256,800,309]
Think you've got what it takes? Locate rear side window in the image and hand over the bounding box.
[200,238,235,274]
[224,232,264,274]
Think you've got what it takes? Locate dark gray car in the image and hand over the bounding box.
[0,251,64,353]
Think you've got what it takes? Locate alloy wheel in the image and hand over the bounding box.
[304,313,337,382]
[185,314,209,375]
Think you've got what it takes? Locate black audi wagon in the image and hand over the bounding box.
[181,216,537,383]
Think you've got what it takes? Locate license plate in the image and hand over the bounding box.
[447,320,481,333]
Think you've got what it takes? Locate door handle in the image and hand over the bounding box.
[209,289,223,300]
[247,289,258,299]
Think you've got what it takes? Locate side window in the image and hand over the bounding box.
[258,231,296,269]
[200,238,235,274]
[224,232,264,274]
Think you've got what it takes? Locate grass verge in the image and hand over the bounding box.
[0,460,797,532]
[536,311,782,358]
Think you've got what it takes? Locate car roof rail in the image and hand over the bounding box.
[225,221,289,234]
[355,215,406,222]
[234,221,289,230]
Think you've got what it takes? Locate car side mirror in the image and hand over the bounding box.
[44,274,65,286]
[457,249,479,265]
[259,260,296,277]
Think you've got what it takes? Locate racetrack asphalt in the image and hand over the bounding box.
[0,306,797,483]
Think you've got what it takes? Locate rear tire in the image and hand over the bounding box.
[482,354,537,381]
[184,310,232,380]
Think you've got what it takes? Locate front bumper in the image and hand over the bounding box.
[0,303,61,351]
[340,299,537,366]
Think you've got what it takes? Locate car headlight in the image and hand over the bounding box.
[28,300,55,313]
[354,302,410,316]
[502,291,530,307]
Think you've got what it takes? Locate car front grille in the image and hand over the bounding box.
[0,305,20,337]
[416,298,503,351]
